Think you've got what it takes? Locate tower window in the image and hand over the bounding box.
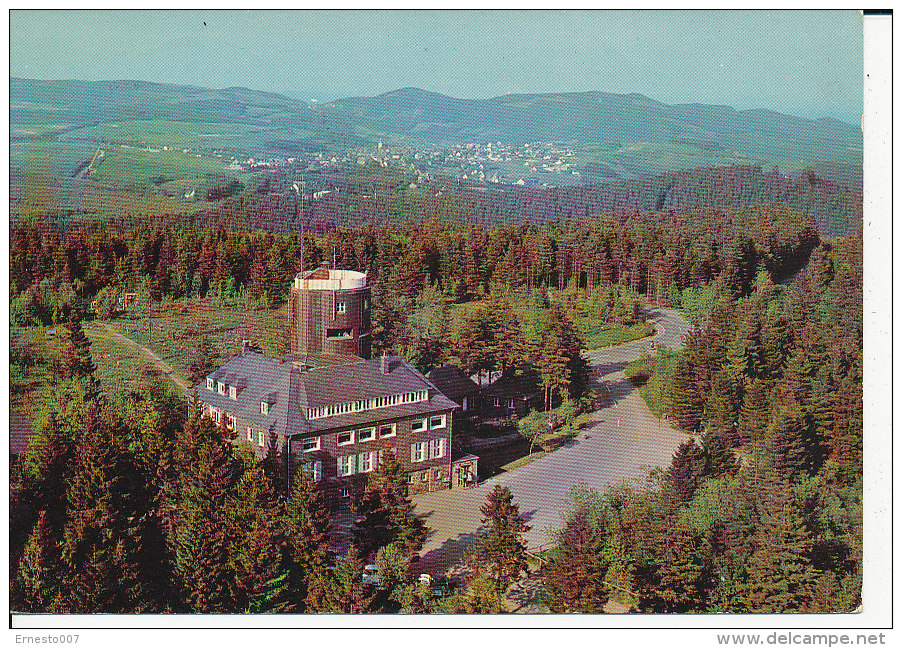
[326,327,353,339]
[336,302,346,314]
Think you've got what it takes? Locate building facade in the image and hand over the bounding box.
[189,265,457,504]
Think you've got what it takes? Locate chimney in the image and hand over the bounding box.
[381,353,388,374]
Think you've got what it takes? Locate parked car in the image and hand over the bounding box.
[362,564,378,583]
[418,573,452,597]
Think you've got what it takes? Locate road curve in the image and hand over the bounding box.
[412,307,695,576]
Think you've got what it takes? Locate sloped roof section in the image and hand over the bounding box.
[188,352,457,437]
[426,365,479,404]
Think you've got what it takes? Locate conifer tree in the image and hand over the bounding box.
[188,335,219,386]
[11,412,76,612]
[465,485,530,612]
[734,500,818,612]
[15,511,62,612]
[224,448,284,610]
[662,438,708,507]
[47,310,97,388]
[279,467,334,612]
[542,505,610,613]
[354,451,426,559]
[766,401,811,483]
[324,546,377,613]
[738,379,770,445]
[169,407,242,612]
[57,406,166,612]
[666,354,706,433]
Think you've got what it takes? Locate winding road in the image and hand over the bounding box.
[410,307,694,577]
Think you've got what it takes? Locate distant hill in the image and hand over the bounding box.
[321,87,861,167]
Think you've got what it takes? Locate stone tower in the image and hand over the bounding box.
[288,265,371,359]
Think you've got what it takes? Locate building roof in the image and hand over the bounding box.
[425,365,480,404]
[190,351,458,437]
[482,365,543,401]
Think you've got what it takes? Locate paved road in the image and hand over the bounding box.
[98,322,191,391]
[411,307,694,577]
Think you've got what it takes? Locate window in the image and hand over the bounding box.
[493,397,500,408]
[508,399,516,409]
[358,427,375,442]
[358,451,377,473]
[407,474,415,484]
[229,385,237,400]
[411,442,427,463]
[336,302,346,314]
[378,424,396,439]
[247,427,254,443]
[337,431,354,446]
[462,396,469,411]
[363,297,370,310]
[227,413,236,430]
[434,469,443,481]
[429,438,446,459]
[302,436,320,452]
[341,486,351,498]
[258,430,265,447]
[303,461,322,483]
[421,471,429,482]
[217,381,225,395]
[211,408,221,424]
[378,448,393,466]
[325,327,352,339]
[411,419,427,433]
[429,414,446,429]
[338,454,356,477]
[206,378,214,391]
[261,401,269,415]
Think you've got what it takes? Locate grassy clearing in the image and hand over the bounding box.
[91,146,232,187]
[84,324,166,396]
[106,297,289,385]
[623,349,679,418]
[581,320,654,349]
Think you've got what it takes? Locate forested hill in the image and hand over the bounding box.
[210,164,861,238]
[320,87,861,158]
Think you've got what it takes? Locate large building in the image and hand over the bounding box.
[190,265,457,503]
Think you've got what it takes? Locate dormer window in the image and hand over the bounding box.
[261,401,269,415]
[217,382,225,395]
[206,378,214,390]
[229,385,237,400]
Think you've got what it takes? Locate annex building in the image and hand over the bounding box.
[189,265,457,504]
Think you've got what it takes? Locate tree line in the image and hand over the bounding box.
[10,204,818,326]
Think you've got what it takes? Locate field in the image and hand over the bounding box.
[87,145,232,187]
[106,297,290,385]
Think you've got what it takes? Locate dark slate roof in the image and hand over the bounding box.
[483,365,542,400]
[189,351,458,437]
[10,413,32,455]
[426,365,479,404]
[278,352,363,368]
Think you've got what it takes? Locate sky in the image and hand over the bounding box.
[10,10,864,124]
